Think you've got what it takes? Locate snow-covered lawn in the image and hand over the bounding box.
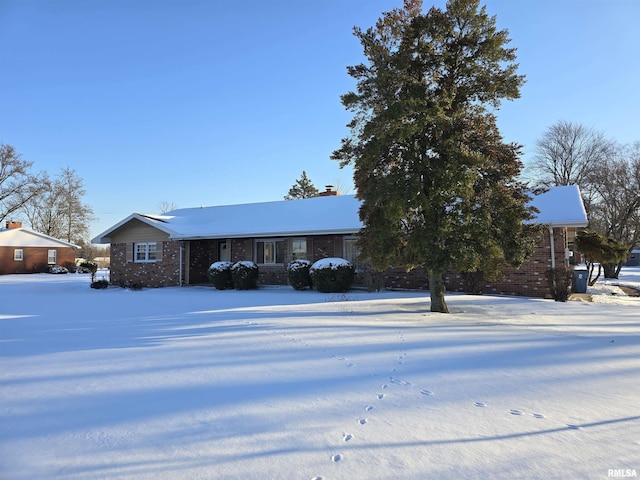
[1,269,639,479]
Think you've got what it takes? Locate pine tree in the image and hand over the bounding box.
[284,171,320,200]
[332,0,536,312]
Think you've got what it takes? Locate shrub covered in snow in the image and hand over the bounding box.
[207,261,234,290]
[287,259,312,290]
[310,258,355,293]
[231,261,259,290]
[90,279,109,289]
[48,265,69,274]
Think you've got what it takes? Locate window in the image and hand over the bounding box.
[291,238,307,260]
[47,249,57,264]
[343,237,360,263]
[14,249,23,261]
[135,242,157,262]
[343,237,363,272]
[256,239,285,264]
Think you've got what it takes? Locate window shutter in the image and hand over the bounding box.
[156,242,163,262]
[126,243,133,263]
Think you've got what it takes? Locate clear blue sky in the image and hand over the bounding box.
[1,0,639,241]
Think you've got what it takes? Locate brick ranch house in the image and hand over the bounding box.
[0,221,79,274]
[92,185,588,298]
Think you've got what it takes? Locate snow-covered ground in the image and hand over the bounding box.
[1,268,639,480]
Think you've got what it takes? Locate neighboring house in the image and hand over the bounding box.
[625,248,640,267]
[0,222,79,274]
[92,185,589,298]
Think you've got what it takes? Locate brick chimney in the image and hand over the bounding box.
[6,221,22,229]
[319,185,338,197]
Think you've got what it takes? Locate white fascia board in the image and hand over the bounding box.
[170,228,360,241]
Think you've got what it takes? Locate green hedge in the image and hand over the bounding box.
[231,261,259,290]
[207,261,234,290]
[287,259,312,290]
[310,258,355,293]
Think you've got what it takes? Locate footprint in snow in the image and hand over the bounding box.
[331,454,342,462]
[381,384,388,389]
[310,477,325,480]
[420,389,434,397]
[377,393,385,400]
[365,405,374,412]
[343,433,353,442]
[390,376,412,386]
[358,418,368,425]
[510,409,525,416]
[566,424,582,430]
[533,413,545,419]
[474,402,487,407]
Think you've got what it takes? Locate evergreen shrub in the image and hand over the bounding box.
[91,279,109,289]
[310,258,355,293]
[231,261,259,290]
[208,261,234,290]
[287,259,312,290]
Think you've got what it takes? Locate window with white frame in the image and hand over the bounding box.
[47,249,57,264]
[255,239,285,264]
[343,237,360,263]
[343,236,363,271]
[14,249,23,261]
[291,238,307,260]
[135,242,157,262]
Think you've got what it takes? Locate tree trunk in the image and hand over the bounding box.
[428,270,449,313]
[602,262,620,279]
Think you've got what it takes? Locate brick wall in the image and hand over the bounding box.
[0,246,76,274]
[109,228,570,298]
[188,239,218,284]
[111,241,181,288]
[376,228,570,298]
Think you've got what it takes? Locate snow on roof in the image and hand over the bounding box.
[93,186,589,243]
[164,195,363,239]
[93,195,363,243]
[527,185,588,227]
[0,228,79,248]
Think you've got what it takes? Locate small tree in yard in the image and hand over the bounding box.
[575,230,629,286]
[332,0,536,312]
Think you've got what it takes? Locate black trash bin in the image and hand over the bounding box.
[572,269,588,294]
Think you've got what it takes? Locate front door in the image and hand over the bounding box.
[219,241,229,262]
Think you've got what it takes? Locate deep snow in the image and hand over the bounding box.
[1,269,639,479]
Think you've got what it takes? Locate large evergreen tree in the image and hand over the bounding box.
[332,0,536,312]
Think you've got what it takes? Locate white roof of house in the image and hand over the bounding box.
[0,228,79,248]
[527,185,589,227]
[92,186,589,244]
[93,195,363,243]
